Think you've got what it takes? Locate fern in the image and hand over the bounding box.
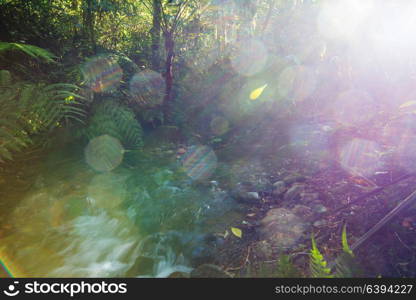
[0,69,86,162]
[309,226,361,278]
[83,100,143,148]
[310,234,333,278]
[0,42,56,63]
[334,225,361,278]
[275,254,301,278]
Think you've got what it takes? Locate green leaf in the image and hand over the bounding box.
[0,42,56,63]
[231,227,242,238]
[341,225,354,257]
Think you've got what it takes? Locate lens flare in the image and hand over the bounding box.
[386,115,416,172]
[396,135,416,174]
[231,39,268,77]
[289,122,332,160]
[85,135,124,172]
[81,56,123,93]
[87,173,127,210]
[129,70,165,107]
[277,66,296,99]
[383,114,416,146]
[277,65,317,102]
[180,145,217,181]
[331,89,376,126]
[210,116,229,136]
[0,256,15,277]
[339,138,382,177]
[317,0,373,40]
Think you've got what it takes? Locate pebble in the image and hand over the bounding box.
[283,174,307,185]
[272,181,286,196]
[177,148,187,155]
[284,184,304,202]
[246,192,260,200]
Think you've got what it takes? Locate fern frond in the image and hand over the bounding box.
[341,224,354,257]
[334,225,361,278]
[0,71,86,161]
[275,254,302,278]
[0,42,56,63]
[310,234,333,278]
[84,100,143,148]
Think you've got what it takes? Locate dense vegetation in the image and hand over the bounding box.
[1,0,416,278]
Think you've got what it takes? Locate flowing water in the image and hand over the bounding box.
[0,143,240,277]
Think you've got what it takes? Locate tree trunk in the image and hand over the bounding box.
[163,30,174,122]
[163,31,175,121]
[151,0,162,71]
[83,0,96,55]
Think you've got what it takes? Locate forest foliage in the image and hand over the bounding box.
[1,0,287,160]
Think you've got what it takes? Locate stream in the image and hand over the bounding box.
[0,141,242,277]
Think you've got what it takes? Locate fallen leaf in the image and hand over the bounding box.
[249,84,268,100]
[231,227,242,238]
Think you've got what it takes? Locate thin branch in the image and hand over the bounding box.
[351,188,416,251]
[160,1,170,33]
[172,0,212,33]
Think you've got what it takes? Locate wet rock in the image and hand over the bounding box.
[292,204,315,221]
[252,240,274,260]
[272,181,286,197]
[125,256,155,277]
[313,220,328,227]
[283,174,307,185]
[190,245,216,266]
[230,183,261,204]
[185,233,219,266]
[259,208,307,249]
[168,271,190,278]
[190,264,232,278]
[300,192,319,204]
[313,204,328,214]
[284,184,304,202]
[246,192,260,200]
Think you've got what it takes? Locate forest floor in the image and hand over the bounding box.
[208,141,416,278]
[1,121,416,278]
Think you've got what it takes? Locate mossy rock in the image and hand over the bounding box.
[190,264,232,278]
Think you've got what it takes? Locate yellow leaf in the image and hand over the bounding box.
[399,100,416,109]
[249,84,268,100]
[65,95,74,102]
[231,227,242,238]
